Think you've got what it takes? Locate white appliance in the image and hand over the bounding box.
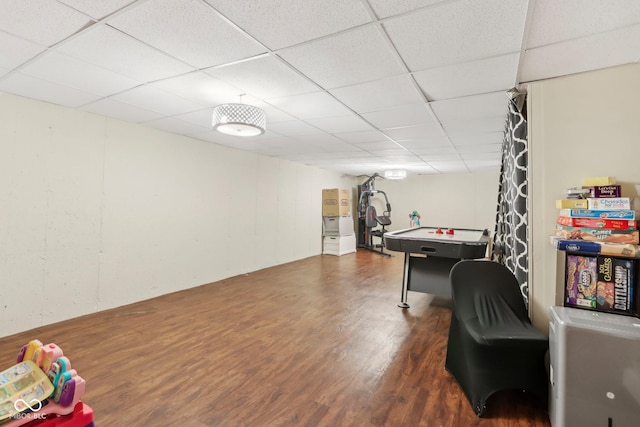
[549,306,640,427]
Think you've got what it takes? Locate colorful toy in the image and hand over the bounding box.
[409,210,421,228]
[2,341,93,427]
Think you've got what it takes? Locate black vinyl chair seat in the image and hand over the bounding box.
[445,260,549,417]
[464,294,548,346]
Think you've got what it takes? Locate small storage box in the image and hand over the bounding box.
[323,215,354,236]
[323,234,356,256]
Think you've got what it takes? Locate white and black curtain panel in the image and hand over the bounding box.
[492,89,529,306]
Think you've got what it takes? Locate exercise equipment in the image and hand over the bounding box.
[357,173,392,256]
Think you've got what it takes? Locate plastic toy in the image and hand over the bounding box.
[409,210,420,228]
[1,341,93,427]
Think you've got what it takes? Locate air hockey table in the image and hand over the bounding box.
[384,226,490,307]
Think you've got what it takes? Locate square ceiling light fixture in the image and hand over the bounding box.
[384,169,407,180]
[212,103,266,137]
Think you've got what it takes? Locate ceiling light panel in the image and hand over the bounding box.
[413,53,519,101]
[278,25,406,89]
[527,0,640,49]
[204,55,317,99]
[58,25,195,82]
[329,75,425,113]
[20,51,141,97]
[108,0,265,69]
[57,0,137,20]
[383,0,528,71]
[0,0,92,47]
[204,0,372,50]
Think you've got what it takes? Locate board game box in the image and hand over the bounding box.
[565,254,598,308]
[596,256,637,314]
[555,224,640,244]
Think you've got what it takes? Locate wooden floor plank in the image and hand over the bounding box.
[0,250,550,426]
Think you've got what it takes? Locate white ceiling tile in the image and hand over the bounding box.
[450,132,504,146]
[278,25,405,89]
[80,98,164,122]
[204,0,372,50]
[305,115,373,134]
[442,117,506,136]
[368,0,448,19]
[431,92,507,123]
[414,53,519,101]
[409,164,439,174]
[329,75,424,113]
[0,67,9,78]
[205,55,317,99]
[383,0,528,71]
[427,161,469,173]
[0,73,100,107]
[108,0,265,69]
[151,72,242,107]
[111,85,205,116]
[361,103,434,130]
[527,0,640,48]
[521,24,640,83]
[383,123,444,140]
[20,51,141,97]
[0,0,92,47]
[266,91,352,119]
[267,120,326,137]
[58,25,195,82]
[172,108,214,128]
[0,32,46,70]
[333,130,389,144]
[299,134,351,146]
[143,117,210,136]
[414,146,457,156]
[395,138,452,149]
[57,0,136,20]
[412,152,461,161]
[457,144,502,155]
[353,141,404,151]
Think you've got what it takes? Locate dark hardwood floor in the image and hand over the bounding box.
[0,250,550,426]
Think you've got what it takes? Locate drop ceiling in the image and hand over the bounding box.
[1,0,639,176]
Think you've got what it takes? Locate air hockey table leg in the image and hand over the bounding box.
[398,253,410,308]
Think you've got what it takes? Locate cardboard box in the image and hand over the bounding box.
[596,256,637,314]
[556,199,589,209]
[322,188,351,216]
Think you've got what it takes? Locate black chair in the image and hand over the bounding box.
[445,260,549,416]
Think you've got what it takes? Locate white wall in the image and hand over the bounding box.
[0,93,355,337]
[374,172,499,232]
[528,63,640,331]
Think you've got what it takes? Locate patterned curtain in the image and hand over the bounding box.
[491,89,529,306]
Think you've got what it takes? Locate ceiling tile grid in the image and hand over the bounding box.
[0,0,638,177]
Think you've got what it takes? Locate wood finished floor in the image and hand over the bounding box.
[0,250,550,427]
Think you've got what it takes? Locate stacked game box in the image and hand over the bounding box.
[596,255,637,314]
[554,176,640,247]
